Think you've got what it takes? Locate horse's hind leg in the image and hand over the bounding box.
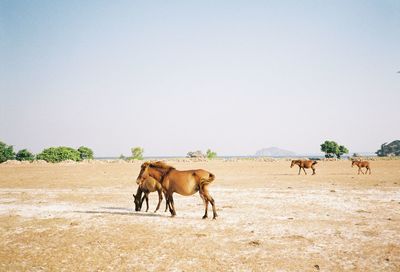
[303,168,307,175]
[311,166,316,175]
[199,191,209,219]
[368,167,371,174]
[298,166,301,175]
[203,186,217,219]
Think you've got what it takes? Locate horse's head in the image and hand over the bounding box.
[136,162,151,185]
[290,160,296,168]
[132,188,143,211]
[351,160,356,167]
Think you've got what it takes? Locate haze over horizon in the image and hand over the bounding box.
[1,1,399,157]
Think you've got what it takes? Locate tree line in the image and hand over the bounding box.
[1,139,351,164]
[0,141,93,163]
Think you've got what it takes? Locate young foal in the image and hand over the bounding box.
[352,160,371,174]
[290,160,318,175]
[136,161,217,219]
[133,176,167,212]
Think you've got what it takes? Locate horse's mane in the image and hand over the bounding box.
[149,161,175,171]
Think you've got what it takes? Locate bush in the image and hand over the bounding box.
[36,147,81,163]
[0,141,15,163]
[16,149,35,161]
[206,149,217,159]
[78,146,94,160]
[130,147,144,160]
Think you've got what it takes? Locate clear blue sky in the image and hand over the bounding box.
[1,0,399,156]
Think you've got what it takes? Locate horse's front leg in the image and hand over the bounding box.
[140,195,146,211]
[298,166,301,175]
[164,192,168,212]
[145,193,149,212]
[166,193,176,216]
[303,167,307,175]
[154,189,162,213]
[311,166,316,175]
[358,167,361,175]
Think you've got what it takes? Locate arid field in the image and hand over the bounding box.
[0,159,399,271]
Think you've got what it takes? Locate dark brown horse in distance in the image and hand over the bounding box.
[352,160,371,174]
[136,161,217,219]
[290,160,318,175]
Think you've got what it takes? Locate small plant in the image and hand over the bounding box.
[16,149,35,161]
[130,147,144,160]
[206,149,217,159]
[0,141,15,163]
[78,146,94,160]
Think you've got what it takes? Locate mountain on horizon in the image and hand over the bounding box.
[255,147,297,157]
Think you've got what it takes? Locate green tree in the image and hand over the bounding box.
[78,146,94,160]
[16,149,35,161]
[130,147,144,160]
[206,149,217,159]
[36,147,81,163]
[0,141,15,163]
[320,140,349,159]
[337,145,349,159]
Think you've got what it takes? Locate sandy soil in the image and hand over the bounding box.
[0,160,399,271]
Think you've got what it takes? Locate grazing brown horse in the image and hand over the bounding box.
[133,176,167,212]
[352,160,371,174]
[136,161,217,219]
[290,160,318,175]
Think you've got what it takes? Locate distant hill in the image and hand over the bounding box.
[255,147,297,157]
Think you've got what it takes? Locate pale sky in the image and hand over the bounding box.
[1,1,399,156]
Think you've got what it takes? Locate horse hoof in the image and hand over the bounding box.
[202,215,208,219]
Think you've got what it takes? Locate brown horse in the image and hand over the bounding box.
[136,161,217,219]
[290,160,318,175]
[352,160,371,174]
[133,176,167,212]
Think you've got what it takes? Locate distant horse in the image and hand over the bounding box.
[132,176,167,212]
[290,160,318,175]
[352,160,371,174]
[136,161,217,219]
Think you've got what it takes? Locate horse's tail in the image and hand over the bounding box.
[312,160,318,165]
[199,172,215,190]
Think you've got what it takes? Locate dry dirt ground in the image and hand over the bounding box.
[0,160,399,271]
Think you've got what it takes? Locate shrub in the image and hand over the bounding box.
[130,147,144,160]
[16,149,35,161]
[0,141,15,163]
[78,146,94,160]
[206,149,217,159]
[36,147,81,163]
